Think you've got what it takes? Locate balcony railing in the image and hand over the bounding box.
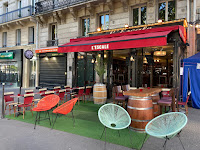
[0,5,34,24]
[47,39,58,47]
[35,0,89,14]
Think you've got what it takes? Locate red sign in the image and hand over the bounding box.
[35,47,58,53]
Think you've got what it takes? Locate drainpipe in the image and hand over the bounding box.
[193,0,197,55]
[187,0,190,22]
[193,0,196,22]
[35,0,39,87]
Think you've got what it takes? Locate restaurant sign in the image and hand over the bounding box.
[91,44,109,50]
[0,52,14,59]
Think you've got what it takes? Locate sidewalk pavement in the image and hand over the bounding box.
[0,107,200,150]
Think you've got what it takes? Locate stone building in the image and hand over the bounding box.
[0,0,36,88]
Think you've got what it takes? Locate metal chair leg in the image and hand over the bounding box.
[163,136,169,150]
[38,112,41,124]
[34,112,38,129]
[47,111,51,126]
[100,126,106,139]
[104,127,107,150]
[140,133,148,150]
[118,130,120,137]
[51,114,58,129]
[71,109,75,127]
[177,131,185,150]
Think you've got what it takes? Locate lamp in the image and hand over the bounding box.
[124,24,129,28]
[130,56,134,61]
[91,59,95,63]
[158,19,163,23]
[97,28,101,32]
[104,54,107,58]
[154,51,166,56]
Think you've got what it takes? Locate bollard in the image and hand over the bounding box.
[1,83,5,119]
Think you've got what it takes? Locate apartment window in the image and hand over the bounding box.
[82,18,90,36]
[133,6,146,26]
[99,14,109,30]
[2,32,7,47]
[16,29,21,46]
[28,27,34,44]
[51,24,57,40]
[159,0,175,21]
[3,3,8,22]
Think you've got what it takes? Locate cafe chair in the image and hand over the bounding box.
[161,88,171,97]
[25,89,34,94]
[176,91,191,115]
[33,95,60,129]
[51,98,78,129]
[98,104,132,149]
[15,93,34,119]
[4,92,15,111]
[85,86,92,100]
[54,86,61,94]
[45,91,55,96]
[71,87,85,105]
[39,88,47,98]
[144,112,187,150]
[113,87,128,108]
[158,88,176,114]
[58,89,66,104]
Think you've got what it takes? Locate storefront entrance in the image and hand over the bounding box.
[0,62,20,87]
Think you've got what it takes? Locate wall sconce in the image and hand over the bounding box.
[124,24,129,28]
[45,56,49,60]
[91,59,95,63]
[130,56,134,61]
[158,19,163,23]
[104,54,107,58]
[97,28,101,32]
[98,54,101,57]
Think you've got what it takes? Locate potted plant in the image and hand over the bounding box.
[93,54,107,104]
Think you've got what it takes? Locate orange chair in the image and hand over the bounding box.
[15,93,34,119]
[52,98,78,129]
[33,95,60,129]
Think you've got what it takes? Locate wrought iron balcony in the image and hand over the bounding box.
[47,39,58,47]
[35,0,89,14]
[0,5,34,24]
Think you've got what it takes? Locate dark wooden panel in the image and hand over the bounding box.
[39,56,66,87]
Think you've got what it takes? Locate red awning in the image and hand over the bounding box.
[58,25,186,53]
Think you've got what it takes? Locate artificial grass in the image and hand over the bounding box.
[6,102,148,150]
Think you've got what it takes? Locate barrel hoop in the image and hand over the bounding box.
[129,96,152,101]
[154,112,159,114]
[93,91,107,92]
[151,93,159,96]
[152,102,157,104]
[130,127,145,132]
[93,97,107,99]
[127,106,153,110]
[131,119,151,122]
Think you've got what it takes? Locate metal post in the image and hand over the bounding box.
[1,83,5,119]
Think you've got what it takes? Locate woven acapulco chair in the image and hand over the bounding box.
[144,112,188,150]
[98,104,132,149]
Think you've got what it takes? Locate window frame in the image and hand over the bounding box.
[2,32,7,47]
[158,0,176,21]
[132,5,147,26]
[50,23,57,41]
[16,29,21,46]
[28,26,34,45]
[98,13,110,30]
[81,17,90,36]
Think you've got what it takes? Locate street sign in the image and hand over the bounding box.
[0,52,14,59]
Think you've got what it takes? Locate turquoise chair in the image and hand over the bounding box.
[98,103,132,149]
[144,112,188,150]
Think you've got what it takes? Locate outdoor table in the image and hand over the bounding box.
[124,88,162,132]
[10,94,24,117]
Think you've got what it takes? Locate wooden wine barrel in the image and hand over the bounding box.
[127,96,154,132]
[93,83,107,104]
[151,93,160,117]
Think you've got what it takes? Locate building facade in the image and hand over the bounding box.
[0,0,36,88]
